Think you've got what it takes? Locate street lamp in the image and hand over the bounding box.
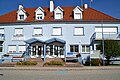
[101,20,105,66]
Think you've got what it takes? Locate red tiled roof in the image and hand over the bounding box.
[0,6,119,23]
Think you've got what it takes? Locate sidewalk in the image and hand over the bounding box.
[0,66,120,71]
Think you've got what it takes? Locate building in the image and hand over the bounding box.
[0,0,120,63]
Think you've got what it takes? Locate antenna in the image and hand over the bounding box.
[81,0,83,7]
[90,0,93,7]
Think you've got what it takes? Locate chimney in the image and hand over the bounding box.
[50,0,54,12]
[84,4,88,9]
[18,4,24,10]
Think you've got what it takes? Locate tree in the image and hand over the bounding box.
[97,40,120,65]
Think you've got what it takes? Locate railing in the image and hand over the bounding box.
[0,34,5,41]
[91,32,120,42]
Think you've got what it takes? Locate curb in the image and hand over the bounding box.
[0,66,120,71]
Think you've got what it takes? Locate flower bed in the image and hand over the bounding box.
[16,61,37,66]
[43,61,64,66]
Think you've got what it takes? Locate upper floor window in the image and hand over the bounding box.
[18,45,26,53]
[95,27,118,34]
[35,7,44,20]
[73,6,83,20]
[82,45,90,53]
[55,13,63,19]
[74,13,82,19]
[19,15,24,20]
[74,27,84,36]
[33,28,42,36]
[36,14,43,20]
[52,27,62,36]
[70,45,79,52]
[15,28,23,36]
[8,45,16,53]
[54,6,64,20]
[0,28,4,34]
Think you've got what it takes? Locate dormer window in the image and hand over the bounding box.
[35,7,44,20]
[19,15,24,20]
[54,6,64,20]
[36,14,43,20]
[73,6,83,20]
[17,5,27,21]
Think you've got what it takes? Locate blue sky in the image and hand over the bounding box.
[0,0,120,19]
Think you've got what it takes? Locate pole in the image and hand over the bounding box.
[81,0,83,6]
[101,20,105,66]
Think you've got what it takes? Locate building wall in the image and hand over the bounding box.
[0,23,120,59]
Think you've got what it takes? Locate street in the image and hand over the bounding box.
[0,69,120,80]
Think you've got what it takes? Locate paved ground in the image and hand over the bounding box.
[0,67,120,80]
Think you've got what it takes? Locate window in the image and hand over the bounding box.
[0,28,4,34]
[82,45,90,53]
[74,27,84,35]
[52,27,62,36]
[95,27,117,34]
[19,15,24,20]
[15,28,23,36]
[18,45,26,53]
[8,45,16,53]
[55,13,62,19]
[74,13,81,19]
[70,45,79,52]
[36,14,43,20]
[0,46,3,52]
[33,28,42,36]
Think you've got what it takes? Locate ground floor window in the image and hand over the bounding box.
[70,45,79,52]
[18,45,26,53]
[46,45,64,56]
[82,45,90,53]
[8,45,16,53]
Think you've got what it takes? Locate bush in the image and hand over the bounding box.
[16,61,37,66]
[91,59,102,66]
[44,61,64,66]
[85,59,102,66]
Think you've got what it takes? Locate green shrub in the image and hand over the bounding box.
[44,61,64,66]
[16,61,37,66]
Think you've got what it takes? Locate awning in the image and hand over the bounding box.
[45,38,66,44]
[24,38,44,44]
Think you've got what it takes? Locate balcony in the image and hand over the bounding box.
[0,34,5,41]
[91,32,120,42]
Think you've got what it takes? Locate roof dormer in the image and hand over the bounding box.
[17,5,27,21]
[35,7,45,20]
[54,6,64,20]
[73,6,83,20]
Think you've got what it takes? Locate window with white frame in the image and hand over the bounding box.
[74,13,81,19]
[15,28,23,36]
[0,28,4,34]
[82,45,90,53]
[18,45,26,53]
[95,27,117,34]
[55,13,62,19]
[52,27,62,36]
[8,45,16,53]
[70,45,79,52]
[74,27,84,35]
[36,14,43,20]
[19,15,24,20]
[33,28,42,36]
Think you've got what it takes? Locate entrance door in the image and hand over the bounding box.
[31,45,43,58]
